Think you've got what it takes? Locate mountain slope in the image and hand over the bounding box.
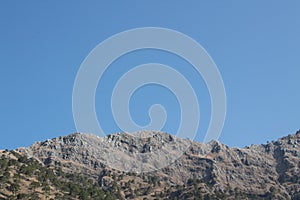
[1,130,299,199]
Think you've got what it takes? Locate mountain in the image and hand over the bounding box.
[0,130,299,199]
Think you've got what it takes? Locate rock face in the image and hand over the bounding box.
[17,131,191,173]
[16,130,300,199]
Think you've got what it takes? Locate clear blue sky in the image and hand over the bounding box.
[1,1,299,149]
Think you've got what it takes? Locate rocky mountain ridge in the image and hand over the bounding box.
[1,130,300,199]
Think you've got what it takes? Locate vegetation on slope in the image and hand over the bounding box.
[0,150,119,200]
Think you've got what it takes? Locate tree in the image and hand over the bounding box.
[9,183,20,195]
[29,181,40,190]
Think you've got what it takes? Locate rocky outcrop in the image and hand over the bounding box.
[16,130,300,199]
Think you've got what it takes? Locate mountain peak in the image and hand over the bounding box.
[12,130,300,199]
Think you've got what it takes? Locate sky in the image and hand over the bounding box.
[0,1,300,150]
